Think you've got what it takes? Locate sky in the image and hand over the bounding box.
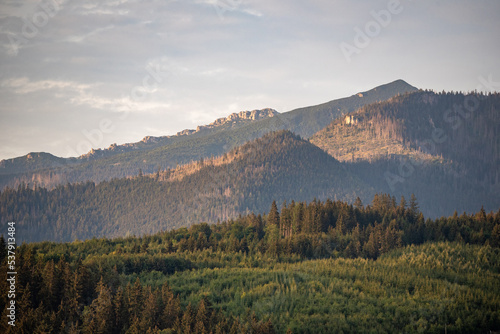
[0,0,499,160]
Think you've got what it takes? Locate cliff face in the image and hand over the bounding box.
[0,80,419,190]
[190,109,278,134]
[81,109,279,159]
[0,108,280,189]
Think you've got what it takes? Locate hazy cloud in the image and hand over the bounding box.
[1,0,499,159]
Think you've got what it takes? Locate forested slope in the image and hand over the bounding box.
[1,197,499,333]
[311,91,500,216]
[0,131,371,243]
[0,80,417,190]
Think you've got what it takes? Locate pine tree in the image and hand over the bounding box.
[128,278,143,320]
[268,200,280,227]
[491,224,500,247]
[82,278,113,334]
[229,318,240,334]
[162,290,181,329]
[280,201,292,237]
[291,202,304,235]
[348,223,362,258]
[193,299,208,334]
[475,206,487,222]
[181,303,194,334]
[58,261,82,325]
[196,232,208,250]
[353,197,363,210]
[40,260,62,311]
[166,239,174,253]
[141,241,149,253]
[398,195,407,215]
[140,287,159,331]
[113,286,127,333]
[335,213,345,236]
[363,231,379,259]
[195,297,209,329]
[408,194,420,223]
[0,235,7,263]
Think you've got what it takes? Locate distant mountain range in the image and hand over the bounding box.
[0,108,279,182]
[0,79,418,190]
[1,79,498,243]
[2,131,372,242]
[311,90,500,217]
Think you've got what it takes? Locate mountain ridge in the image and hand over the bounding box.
[1,130,373,243]
[0,79,418,189]
[310,90,500,216]
[0,108,279,169]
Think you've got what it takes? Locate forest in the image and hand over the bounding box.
[3,126,498,245]
[0,79,417,192]
[311,90,499,189]
[311,90,500,218]
[1,194,499,333]
[0,131,370,243]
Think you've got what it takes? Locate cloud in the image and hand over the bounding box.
[1,0,500,160]
[200,68,227,76]
[193,0,263,18]
[70,93,172,115]
[1,77,93,94]
[0,76,171,115]
[69,0,132,16]
[63,25,115,43]
[0,1,51,19]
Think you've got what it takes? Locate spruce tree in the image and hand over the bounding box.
[268,200,280,227]
[0,235,6,263]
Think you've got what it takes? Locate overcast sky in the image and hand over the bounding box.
[0,0,499,160]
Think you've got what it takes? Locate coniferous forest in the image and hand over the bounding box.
[1,90,499,333]
[1,195,499,333]
[1,0,500,331]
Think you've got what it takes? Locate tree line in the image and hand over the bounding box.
[0,194,499,333]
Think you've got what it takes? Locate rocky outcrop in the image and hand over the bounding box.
[78,108,278,160]
[188,108,278,134]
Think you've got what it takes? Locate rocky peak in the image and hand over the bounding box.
[178,108,278,135]
[78,108,279,160]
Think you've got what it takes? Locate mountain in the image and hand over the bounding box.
[310,90,500,216]
[1,85,498,241]
[0,80,418,190]
[280,79,418,138]
[0,109,278,186]
[3,89,499,242]
[78,108,280,160]
[2,131,372,243]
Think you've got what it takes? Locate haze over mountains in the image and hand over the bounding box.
[1,131,371,242]
[312,90,499,217]
[0,80,417,190]
[1,80,498,243]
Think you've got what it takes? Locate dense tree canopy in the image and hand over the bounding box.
[1,195,499,333]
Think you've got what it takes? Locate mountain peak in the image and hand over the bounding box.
[0,152,68,173]
[177,108,279,136]
[0,80,418,189]
[78,108,279,160]
[356,79,418,98]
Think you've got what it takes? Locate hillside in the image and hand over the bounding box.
[311,91,499,167]
[2,89,498,243]
[283,79,418,138]
[2,198,499,333]
[0,80,418,190]
[0,131,371,243]
[0,109,278,186]
[311,91,500,216]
